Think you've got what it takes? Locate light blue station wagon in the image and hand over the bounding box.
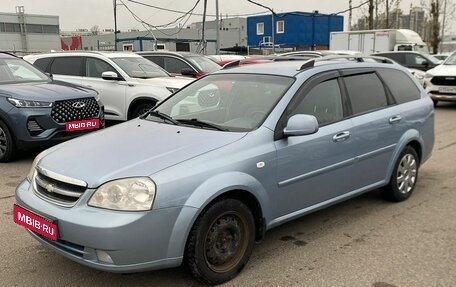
[15,56,434,284]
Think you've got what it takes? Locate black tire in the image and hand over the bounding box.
[381,146,419,202]
[0,120,15,163]
[130,102,156,119]
[433,100,438,107]
[185,199,255,285]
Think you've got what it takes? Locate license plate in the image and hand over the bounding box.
[66,118,100,132]
[438,86,456,94]
[13,204,58,241]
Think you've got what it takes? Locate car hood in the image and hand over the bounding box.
[134,76,193,88]
[427,64,456,76]
[38,119,246,188]
[0,81,96,101]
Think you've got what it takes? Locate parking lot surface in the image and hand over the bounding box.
[1,104,455,287]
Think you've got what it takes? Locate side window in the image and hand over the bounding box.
[406,54,426,65]
[344,72,388,115]
[50,57,82,76]
[145,56,164,68]
[33,58,52,72]
[382,53,405,65]
[164,57,192,74]
[377,68,421,104]
[290,79,344,125]
[85,57,116,78]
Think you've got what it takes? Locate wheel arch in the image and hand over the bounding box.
[127,96,158,119]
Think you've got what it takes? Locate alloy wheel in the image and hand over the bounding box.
[396,153,417,194]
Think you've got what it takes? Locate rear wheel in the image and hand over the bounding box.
[0,120,15,162]
[185,199,255,284]
[381,146,419,202]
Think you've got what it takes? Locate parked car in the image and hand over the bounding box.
[24,51,192,121]
[15,56,434,284]
[277,50,362,58]
[423,51,456,105]
[372,51,441,71]
[0,52,104,162]
[137,51,221,78]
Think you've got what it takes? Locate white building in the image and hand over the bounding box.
[0,6,60,54]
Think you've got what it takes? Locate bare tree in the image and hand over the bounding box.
[430,1,440,53]
[369,0,374,29]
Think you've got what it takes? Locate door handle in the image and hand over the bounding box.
[333,131,350,142]
[389,115,402,124]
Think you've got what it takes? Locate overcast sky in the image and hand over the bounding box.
[2,0,435,31]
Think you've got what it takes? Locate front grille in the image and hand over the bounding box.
[430,76,456,86]
[33,169,87,207]
[51,98,100,124]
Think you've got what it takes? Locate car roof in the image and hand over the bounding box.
[136,51,203,57]
[0,52,18,59]
[24,51,143,59]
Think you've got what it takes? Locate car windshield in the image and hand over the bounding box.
[0,58,49,84]
[423,54,441,65]
[444,53,456,65]
[186,55,221,73]
[111,57,169,78]
[151,73,294,132]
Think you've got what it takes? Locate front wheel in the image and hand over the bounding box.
[0,120,15,162]
[130,102,156,119]
[381,146,419,202]
[185,199,255,285]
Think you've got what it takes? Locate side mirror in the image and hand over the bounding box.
[181,68,198,76]
[421,60,429,67]
[101,71,120,80]
[45,72,53,80]
[283,114,319,137]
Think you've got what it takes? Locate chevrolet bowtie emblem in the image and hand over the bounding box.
[46,183,55,193]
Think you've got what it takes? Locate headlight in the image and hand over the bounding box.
[8,98,52,108]
[88,177,156,211]
[424,72,433,79]
[27,151,46,182]
[166,87,179,94]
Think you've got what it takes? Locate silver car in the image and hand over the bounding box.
[15,56,434,284]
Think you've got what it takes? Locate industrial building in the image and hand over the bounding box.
[247,11,344,52]
[0,6,60,54]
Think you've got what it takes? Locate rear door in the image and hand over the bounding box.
[341,68,404,191]
[48,56,83,86]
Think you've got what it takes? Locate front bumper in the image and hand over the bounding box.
[424,79,456,102]
[15,180,199,273]
[6,104,105,150]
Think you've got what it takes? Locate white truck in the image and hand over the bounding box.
[330,29,429,54]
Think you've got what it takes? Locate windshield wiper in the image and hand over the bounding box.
[141,110,179,125]
[176,118,228,131]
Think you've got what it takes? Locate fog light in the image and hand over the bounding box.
[96,250,114,264]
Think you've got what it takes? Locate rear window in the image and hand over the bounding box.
[344,72,388,115]
[377,68,421,104]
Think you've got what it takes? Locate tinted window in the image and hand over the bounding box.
[164,57,192,74]
[144,56,164,68]
[33,58,52,72]
[378,53,405,65]
[86,57,116,78]
[377,68,421,104]
[50,57,82,76]
[405,54,427,65]
[344,73,388,115]
[290,79,343,125]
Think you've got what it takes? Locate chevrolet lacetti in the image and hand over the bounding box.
[14,56,434,284]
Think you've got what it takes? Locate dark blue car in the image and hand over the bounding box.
[0,52,104,162]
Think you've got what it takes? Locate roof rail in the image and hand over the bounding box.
[298,55,395,70]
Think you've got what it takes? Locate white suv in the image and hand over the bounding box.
[24,52,193,120]
[423,51,456,106]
